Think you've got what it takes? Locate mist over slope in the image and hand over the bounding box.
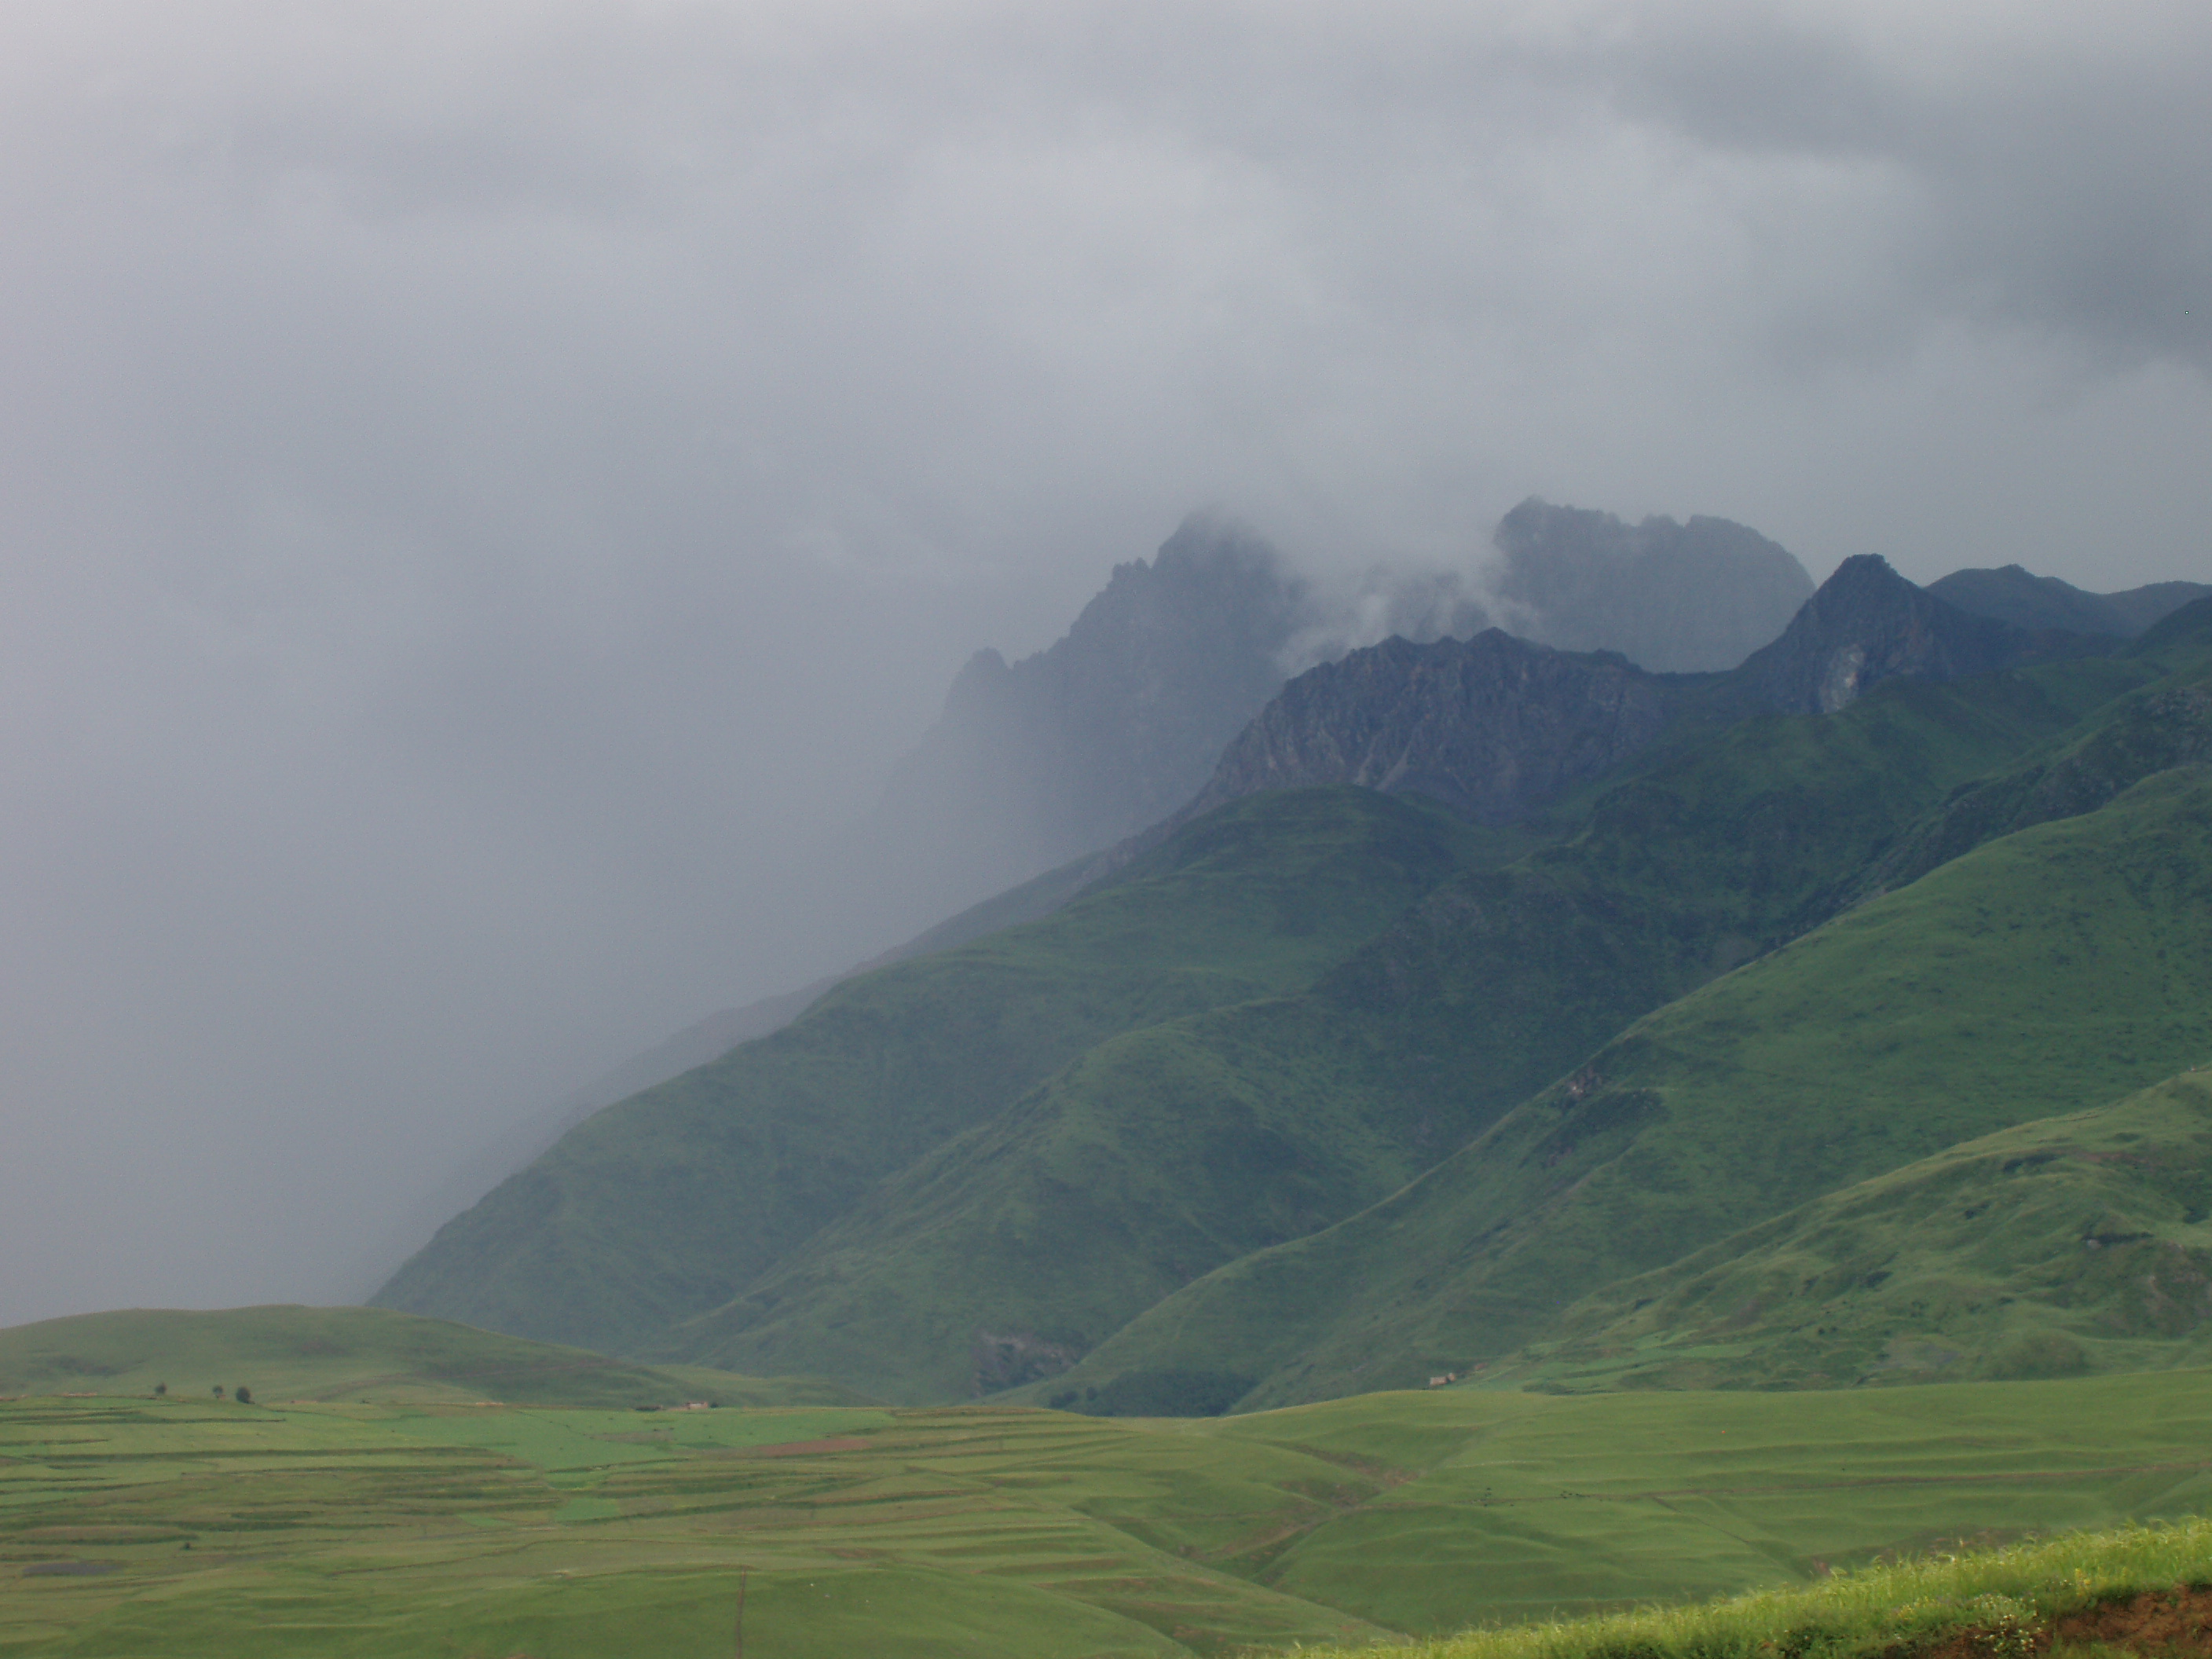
[843,500,1819,929]
[378,559,2205,1407]
[374,788,1513,1353]
[386,498,1825,1270]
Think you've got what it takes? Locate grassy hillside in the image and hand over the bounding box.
[1842,660,2212,908]
[676,664,2141,1404]
[386,606,2212,1406]
[1500,1068,2212,1393]
[0,1305,860,1409]
[375,788,1511,1355]
[1045,767,2212,1412]
[1306,1520,2212,1659]
[12,1372,2212,1654]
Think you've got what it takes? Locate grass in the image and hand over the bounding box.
[1503,1069,2212,1393]
[1294,1518,2212,1659]
[0,1305,864,1411]
[375,786,1518,1357]
[13,1368,2212,1654]
[1049,767,2212,1411]
[696,665,2126,1404]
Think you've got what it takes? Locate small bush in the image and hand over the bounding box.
[1075,1368,1254,1418]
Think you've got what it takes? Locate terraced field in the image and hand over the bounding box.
[11,1369,2212,1656]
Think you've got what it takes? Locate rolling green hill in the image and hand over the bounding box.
[1041,766,2212,1412]
[1499,1068,2212,1393]
[375,787,1518,1355]
[0,1305,862,1409]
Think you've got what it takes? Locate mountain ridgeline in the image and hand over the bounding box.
[378,514,2212,1417]
[443,500,1827,1204]
[843,501,1819,925]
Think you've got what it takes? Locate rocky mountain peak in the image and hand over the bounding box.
[1738,553,2071,716]
[1185,628,1676,826]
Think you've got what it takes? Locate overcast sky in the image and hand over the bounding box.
[5,0,2209,1330]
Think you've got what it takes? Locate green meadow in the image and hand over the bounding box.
[0,1306,864,1412]
[12,1366,2212,1656]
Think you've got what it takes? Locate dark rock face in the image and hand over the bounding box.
[1492,499,1815,672]
[1188,632,1678,826]
[1928,563,2212,639]
[1737,554,2085,716]
[1174,553,2112,835]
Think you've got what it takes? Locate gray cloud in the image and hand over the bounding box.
[3,0,2209,1326]
[1595,2,2212,372]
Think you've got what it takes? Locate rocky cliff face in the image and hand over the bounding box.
[1491,500,1815,672]
[1174,553,2106,833]
[1187,632,1678,826]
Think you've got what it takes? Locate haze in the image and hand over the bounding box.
[5,0,2209,1328]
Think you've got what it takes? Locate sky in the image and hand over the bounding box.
[4,0,2210,1329]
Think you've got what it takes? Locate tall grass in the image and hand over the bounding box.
[1294,1520,2212,1659]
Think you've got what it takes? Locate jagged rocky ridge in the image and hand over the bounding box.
[1170,553,2097,834]
[857,503,1821,917]
[1188,632,1675,826]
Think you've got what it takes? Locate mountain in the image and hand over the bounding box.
[1185,631,1679,826]
[672,654,2135,1402]
[1500,1068,2212,1393]
[1168,554,2098,839]
[1735,553,2097,716]
[1036,762,2212,1412]
[367,504,1832,1302]
[1490,499,1815,672]
[844,502,1829,924]
[379,560,2173,1393]
[381,493,2208,1415]
[373,787,1518,1355]
[1927,563,2212,639]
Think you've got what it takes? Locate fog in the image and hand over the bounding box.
[5,0,2209,1328]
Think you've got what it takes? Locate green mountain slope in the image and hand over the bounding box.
[375,788,1513,1354]
[1501,1068,2212,1393]
[678,665,2130,1404]
[1043,767,2212,1412]
[0,1304,860,1408]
